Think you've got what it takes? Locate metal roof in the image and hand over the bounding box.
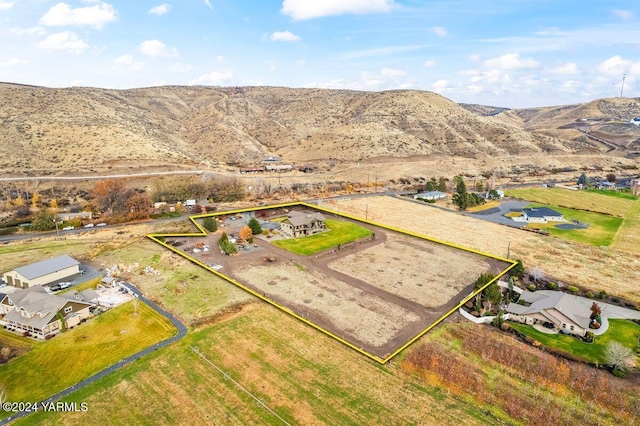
[14,255,80,280]
[522,207,563,218]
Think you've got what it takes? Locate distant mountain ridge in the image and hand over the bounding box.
[0,84,609,175]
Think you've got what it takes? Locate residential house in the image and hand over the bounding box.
[413,191,447,201]
[280,211,326,238]
[0,286,93,339]
[522,207,565,223]
[2,255,80,289]
[505,291,591,337]
[594,181,616,190]
[265,164,293,172]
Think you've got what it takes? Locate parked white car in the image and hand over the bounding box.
[84,223,94,228]
[62,226,74,231]
[96,222,107,227]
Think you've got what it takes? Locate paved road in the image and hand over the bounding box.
[0,283,187,425]
[463,199,530,228]
[0,170,204,182]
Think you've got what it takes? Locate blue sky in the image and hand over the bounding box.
[0,0,639,107]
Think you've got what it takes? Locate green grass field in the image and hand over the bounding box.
[0,301,176,412]
[272,219,373,255]
[525,204,623,247]
[506,187,636,217]
[584,189,639,201]
[510,319,640,365]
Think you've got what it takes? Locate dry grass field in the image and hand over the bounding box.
[17,304,503,426]
[323,196,640,302]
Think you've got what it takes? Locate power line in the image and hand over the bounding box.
[189,346,292,426]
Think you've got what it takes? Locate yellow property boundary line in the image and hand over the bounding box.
[147,201,517,364]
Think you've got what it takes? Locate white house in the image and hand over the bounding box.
[522,207,564,223]
[413,191,447,201]
[2,255,80,289]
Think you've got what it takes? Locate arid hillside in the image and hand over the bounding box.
[492,97,640,154]
[0,84,599,176]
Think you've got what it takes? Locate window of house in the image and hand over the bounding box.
[570,325,575,331]
[562,323,567,328]
[64,306,72,314]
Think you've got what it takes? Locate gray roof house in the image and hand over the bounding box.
[0,285,93,339]
[506,291,591,337]
[2,255,80,289]
[522,207,565,223]
[280,211,326,238]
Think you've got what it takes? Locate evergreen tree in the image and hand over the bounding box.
[203,217,217,232]
[248,217,262,235]
[30,207,55,231]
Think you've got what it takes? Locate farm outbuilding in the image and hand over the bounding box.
[2,255,80,289]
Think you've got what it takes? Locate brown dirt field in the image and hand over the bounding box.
[233,262,422,352]
[324,196,640,302]
[328,232,491,307]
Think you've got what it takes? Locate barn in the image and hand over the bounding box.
[2,255,80,289]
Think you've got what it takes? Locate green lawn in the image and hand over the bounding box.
[525,204,623,247]
[0,301,176,411]
[510,319,640,365]
[272,219,373,255]
[584,189,638,201]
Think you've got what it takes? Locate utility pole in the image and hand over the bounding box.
[53,219,60,240]
[620,74,626,98]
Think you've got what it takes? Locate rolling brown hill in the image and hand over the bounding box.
[0,84,610,176]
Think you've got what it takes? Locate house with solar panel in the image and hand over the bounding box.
[2,255,80,289]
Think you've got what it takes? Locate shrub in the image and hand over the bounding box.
[527,284,536,292]
[585,291,594,299]
[612,297,620,303]
[202,217,217,232]
[584,331,594,343]
[598,290,607,299]
[546,282,557,290]
[612,368,628,378]
[500,322,510,331]
[567,286,579,294]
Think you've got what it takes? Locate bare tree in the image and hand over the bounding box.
[529,266,545,283]
[604,341,635,371]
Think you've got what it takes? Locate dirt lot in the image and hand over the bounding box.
[323,196,640,302]
[174,207,510,359]
[328,232,492,307]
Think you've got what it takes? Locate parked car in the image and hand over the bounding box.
[59,282,71,289]
[84,223,94,228]
[49,284,61,292]
[96,222,107,227]
[62,226,74,231]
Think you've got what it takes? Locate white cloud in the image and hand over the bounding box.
[431,26,447,38]
[281,0,397,20]
[139,40,178,57]
[40,2,117,29]
[190,70,232,86]
[215,55,224,63]
[549,62,580,75]
[423,60,436,68]
[342,44,424,59]
[204,0,213,11]
[469,54,481,62]
[38,31,89,53]
[484,53,539,70]
[115,54,134,65]
[597,55,630,76]
[0,1,15,11]
[296,59,306,66]
[10,27,47,36]
[432,79,449,92]
[381,67,405,77]
[612,9,634,21]
[171,62,192,72]
[0,57,29,68]
[270,31,301,42]
[149,4,172,16]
